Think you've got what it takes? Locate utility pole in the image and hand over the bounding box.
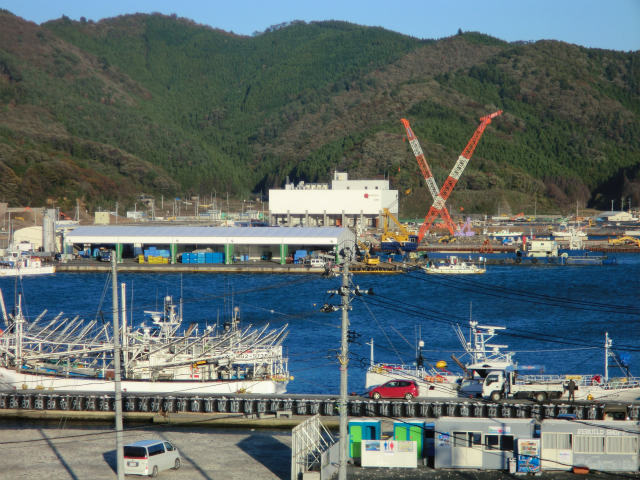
[111,253,124,480]
[338,251,350,480]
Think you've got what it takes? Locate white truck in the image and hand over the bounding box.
[482,370,566,402]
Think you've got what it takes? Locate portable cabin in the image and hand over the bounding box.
[348,419,381,461]
[434,417,536,470]
[393,420,435,466]
[540,419,640,472]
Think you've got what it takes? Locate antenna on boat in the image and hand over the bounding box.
[0,289,8,327]
[179,274,184,323]
[605,331,611,383]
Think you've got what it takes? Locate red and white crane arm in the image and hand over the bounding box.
[417,110,503,242]
[400,118,440,201]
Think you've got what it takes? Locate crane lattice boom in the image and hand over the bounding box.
[400,118,456,235]
[417,110,503,243]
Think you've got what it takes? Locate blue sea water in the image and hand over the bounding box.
[1,254,638,396]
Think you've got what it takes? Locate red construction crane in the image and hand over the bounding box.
[400,118,456,235]
[417,110,503,243]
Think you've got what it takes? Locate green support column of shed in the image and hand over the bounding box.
[280,243,288,265]
[115,243,123,262]
[225,243,234,265]
[170,244,178,264]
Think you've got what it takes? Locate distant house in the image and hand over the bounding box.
[126,211,147,220]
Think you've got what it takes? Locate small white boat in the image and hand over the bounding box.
[423,256,486,275]
[552,227,587,239]
[487,229,523,238]
[0,255,55,277]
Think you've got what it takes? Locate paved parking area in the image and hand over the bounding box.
[0,419,291,479]
[2,418,639,480]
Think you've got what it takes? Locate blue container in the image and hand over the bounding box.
[205,252,214,263]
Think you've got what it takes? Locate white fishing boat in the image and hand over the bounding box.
[0,283,290,395]
[365,321,512,398]
[552,226,587,239]
[487,229,523,238]
[516,332,640,402]
[423,256,486,275]
[366,318,640,402]
[0,254,55,277]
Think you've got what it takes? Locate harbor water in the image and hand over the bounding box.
[1,253,638,396]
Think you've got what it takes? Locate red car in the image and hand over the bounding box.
[369,380,419,400]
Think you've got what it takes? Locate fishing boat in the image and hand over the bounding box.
[423,256,486,275]
[487,229,523,239]
[366,319,640,402]
[365,321,512,398]
[0,286,290,395]
[515,332,640,402]
[0,254,55,277]
[551,226,588,239]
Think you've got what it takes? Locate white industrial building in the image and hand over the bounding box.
[64,225,355,264]
[268,172,398,227]
[597,211,638,222]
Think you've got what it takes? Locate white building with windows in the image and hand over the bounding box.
[268,171,398,228]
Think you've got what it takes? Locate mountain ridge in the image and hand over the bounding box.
[0,11,638,216]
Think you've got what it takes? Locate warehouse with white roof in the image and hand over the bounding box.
[64,226,355,265]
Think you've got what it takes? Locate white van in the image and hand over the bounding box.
[123,440,181,477]
[309,258,325,267]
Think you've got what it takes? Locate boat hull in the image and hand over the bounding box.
[365,369,460,398]
[0,266,55,277]
[0,367,287,395]
[573,384,640,402]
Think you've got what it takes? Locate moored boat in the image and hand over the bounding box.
[365,321,513,398]
[0,286,290,395]
[423,256,486,274]
[0,255,55,277]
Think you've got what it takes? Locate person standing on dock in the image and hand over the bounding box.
[567,379,576,402]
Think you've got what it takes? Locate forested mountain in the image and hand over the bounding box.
[0,10,638,216]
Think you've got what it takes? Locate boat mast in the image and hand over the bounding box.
[604,332,611,383]
[0,289,8,327]
[15,294,23,369]
[121,282,128,378]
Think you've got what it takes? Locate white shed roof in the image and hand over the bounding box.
[65,225,355,246]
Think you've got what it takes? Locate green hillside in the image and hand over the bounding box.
[0,10,638,215]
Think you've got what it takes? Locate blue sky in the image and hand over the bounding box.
[3,0,639,51]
